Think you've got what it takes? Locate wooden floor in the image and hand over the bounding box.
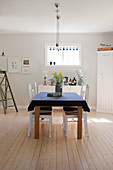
[0,108,113,170]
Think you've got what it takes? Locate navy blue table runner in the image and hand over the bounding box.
[28,92,90,112]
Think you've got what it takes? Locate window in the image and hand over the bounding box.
[45,44,81,66]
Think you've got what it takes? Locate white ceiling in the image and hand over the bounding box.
[0,0,113,34]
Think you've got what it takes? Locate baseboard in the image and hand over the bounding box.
[0,105,28,110]
[0,105,96,111]
[1,105,112,114]
[90,106,96,110]
[96,109,113,114]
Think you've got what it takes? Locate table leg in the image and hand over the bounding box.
[77,106,82,139]
[35,106,40,139]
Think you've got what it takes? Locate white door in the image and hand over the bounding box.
[97,51,113,113]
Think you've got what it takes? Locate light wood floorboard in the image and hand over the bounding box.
[0,109,113,170]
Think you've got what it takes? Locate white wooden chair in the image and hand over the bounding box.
[34,81,53,119]
[34,81,38,96]
[63,85,89,137]
[28,83,52,138]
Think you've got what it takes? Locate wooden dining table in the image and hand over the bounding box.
[28,92,90,139]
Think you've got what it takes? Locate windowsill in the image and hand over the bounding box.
[44,65,81,68]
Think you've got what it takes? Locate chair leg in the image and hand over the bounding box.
[49,117,52,138]
[62,110,64,124]
[32,116,35,128]
[63,111,66,131]
[84,113,89,136]
[65,117,68,137]
[64,115,66,131]
[28,112,32,136]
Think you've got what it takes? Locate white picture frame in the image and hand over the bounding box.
[22,67,30,74]
[22,58,30,67]
[8,57,21,73]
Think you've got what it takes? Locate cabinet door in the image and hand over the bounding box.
[38,85,55,93]
[97,52,113,113]
[71,86,81,95]
[70,86,86,95]
[63,86,71,92]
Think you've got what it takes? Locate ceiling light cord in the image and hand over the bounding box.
[54,3,60,48]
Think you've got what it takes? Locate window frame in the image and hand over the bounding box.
[45,43,82,67]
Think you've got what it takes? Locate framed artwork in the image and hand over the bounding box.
[22,67,30,74]
[8,57,21,73]
[21,57,31,74]
[22,58,30,67]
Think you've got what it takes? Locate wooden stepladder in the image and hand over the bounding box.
[0,70,18,114]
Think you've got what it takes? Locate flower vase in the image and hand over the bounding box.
[55,83,62,96]
[78,79,83,86]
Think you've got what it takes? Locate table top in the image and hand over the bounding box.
[28,92,90,112]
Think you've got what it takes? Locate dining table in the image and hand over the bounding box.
[28,92,90,139]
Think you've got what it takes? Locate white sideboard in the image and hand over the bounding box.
[38,84,85,95]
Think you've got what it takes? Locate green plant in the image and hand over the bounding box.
[51,72,63,83]
[76,68,83,80]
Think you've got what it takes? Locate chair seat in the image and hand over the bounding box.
[40,106,52,111]
[65,112,78,115]
[63,106,77,111]
[32,111,51,116]
[40,112,52,116]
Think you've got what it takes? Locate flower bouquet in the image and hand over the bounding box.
[51,72,63,96]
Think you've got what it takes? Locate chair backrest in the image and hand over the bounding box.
[80,84,85,98]
[28,83,35,103]
[80,84,89,103]
[85,84,89,102]
[34,82,38,96]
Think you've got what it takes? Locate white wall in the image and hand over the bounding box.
[0,33,113,109]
